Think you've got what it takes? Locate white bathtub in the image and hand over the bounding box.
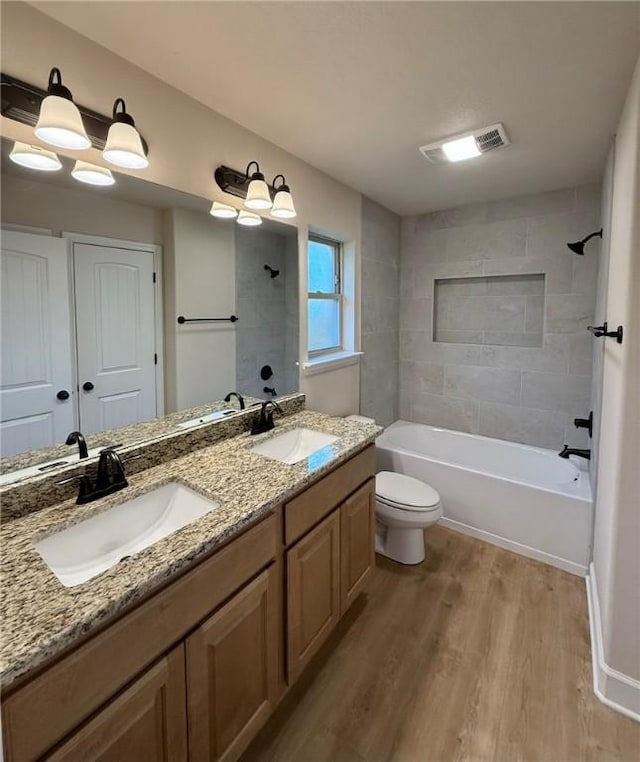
[376,421,593,576]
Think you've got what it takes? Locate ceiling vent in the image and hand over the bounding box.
[420,123,510,164]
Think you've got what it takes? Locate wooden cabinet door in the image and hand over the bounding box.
[45,645,187,762]
[287,509,340,682]
[186,565,280,762]
[340,478,375,614]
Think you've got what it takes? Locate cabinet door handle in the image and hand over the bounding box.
[56,389,70,401]
[82,381,95,392]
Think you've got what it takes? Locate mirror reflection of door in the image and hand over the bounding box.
[0,231,161,457]
[0,230,75,456]
[73,241,158,435]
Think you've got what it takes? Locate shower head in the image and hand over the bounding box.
[264,264,280,279]
[567,228,602,255]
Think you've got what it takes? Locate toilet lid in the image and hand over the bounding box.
[376,471,440,509]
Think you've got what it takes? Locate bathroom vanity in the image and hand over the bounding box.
[0,413,378,762]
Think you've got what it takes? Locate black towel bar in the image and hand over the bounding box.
[177,315,239,324]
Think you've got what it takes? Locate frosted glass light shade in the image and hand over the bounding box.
[9,142,62,171]
[237,210,262,227]
[209,201,238,219]
[271,189,296,219]
[71,160,115,186]
[245,178,272,210]
[35,95,91,150]
[442,135,481,162]
[103,122,148,169]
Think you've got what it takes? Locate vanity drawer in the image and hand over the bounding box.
[284,445,375,546]
[2,513,277,762]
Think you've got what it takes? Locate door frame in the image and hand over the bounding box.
[62,233,165,418]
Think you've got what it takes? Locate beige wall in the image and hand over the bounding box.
[163,208,236,411]
[1,173,164,244]
[592,56,640,693]
[0,1,363,414]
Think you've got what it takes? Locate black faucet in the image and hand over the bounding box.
[224,392,245,410]
[559,445,591,461]
[66,431,88,459]
[251,400,283,435]
[58,447,131,504]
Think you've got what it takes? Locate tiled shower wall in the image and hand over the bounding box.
[236,227,299,399]
[399,185,600,449]
[360,197,401,427]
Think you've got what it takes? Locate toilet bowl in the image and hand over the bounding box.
[375,471,442,565]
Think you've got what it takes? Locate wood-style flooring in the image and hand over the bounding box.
[241,526,640,762]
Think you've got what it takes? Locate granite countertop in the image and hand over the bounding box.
[0,410,381,689]
[0,395,265,479]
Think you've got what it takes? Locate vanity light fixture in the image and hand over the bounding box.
[103,98,148,169]
[34,68,91,150]
[71,160,115,186]
[9,141,62,171]
[209,201,238,219]
[270,174,297,219]
[237,210,262,227]
[244,161,273,210]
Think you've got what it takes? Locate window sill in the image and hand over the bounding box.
[303,351,363,376]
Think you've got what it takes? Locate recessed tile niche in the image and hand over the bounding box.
[433,273,545,347]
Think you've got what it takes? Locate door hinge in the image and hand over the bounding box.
[154,353,158,365]
[152,271,157,283]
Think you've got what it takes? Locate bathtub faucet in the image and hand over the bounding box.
[558,445,591,460]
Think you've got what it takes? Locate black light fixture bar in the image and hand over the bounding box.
[1,72,148,153]
[214,164,276,200]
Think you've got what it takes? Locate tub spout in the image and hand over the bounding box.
[558,445,591,460]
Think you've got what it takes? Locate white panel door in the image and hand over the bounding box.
[73,243,157,435]
[0,230,75,457]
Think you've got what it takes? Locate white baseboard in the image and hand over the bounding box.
[586,563,640,722]
[440,517,587,577]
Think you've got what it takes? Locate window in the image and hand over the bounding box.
[307,235,342,354]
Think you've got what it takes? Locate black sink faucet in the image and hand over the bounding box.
[251,400,284,435]
[224,392,245,410]
[56,447,135,504]
[66,431,88,460]
[558,445,591,460]
[96,448,128,492]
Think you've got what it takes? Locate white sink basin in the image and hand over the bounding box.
[251,428,339,465]
[35,483,219,587]
[177,409,236,428]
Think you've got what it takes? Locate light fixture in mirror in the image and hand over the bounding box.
[271,174,296,219]
[71,160,115,186]
[237,209,262,226]
[244,161,273,210]
[9,141,62,172]
[34,67,91,150]
[103,98,149,169]
[209,201,238,219]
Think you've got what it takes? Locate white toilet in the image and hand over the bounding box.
[346,416,443,565]
[375,471,443,565]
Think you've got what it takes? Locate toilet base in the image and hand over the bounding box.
[375,523,426,565]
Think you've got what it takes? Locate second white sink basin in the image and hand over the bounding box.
[251,428,339,465]
[35,483,219,588]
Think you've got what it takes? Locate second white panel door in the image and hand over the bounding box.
[73,242,157,436]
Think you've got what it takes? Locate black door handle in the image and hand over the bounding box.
[56,390,70,401]
[82,382,95,392]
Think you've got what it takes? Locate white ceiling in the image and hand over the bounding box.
[30,1,640,215]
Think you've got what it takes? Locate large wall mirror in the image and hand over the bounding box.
[0,137,299,483]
